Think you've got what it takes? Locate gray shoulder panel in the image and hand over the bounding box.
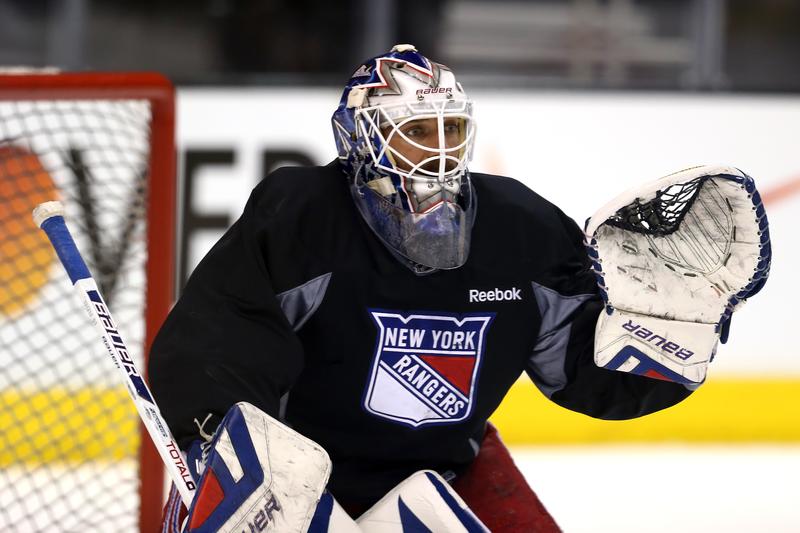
[527,281,595,398]
[275,272,332,331]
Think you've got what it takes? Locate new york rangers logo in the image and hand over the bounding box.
[364,310,494,428]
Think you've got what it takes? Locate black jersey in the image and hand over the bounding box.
[149,162,691,506]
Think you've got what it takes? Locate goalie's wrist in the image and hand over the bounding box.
[594,309,718,385]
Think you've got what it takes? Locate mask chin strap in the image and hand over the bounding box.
[366,176,396,196]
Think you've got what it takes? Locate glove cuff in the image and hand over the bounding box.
[594,309,719,385]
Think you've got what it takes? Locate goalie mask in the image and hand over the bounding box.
[332,44,477,273]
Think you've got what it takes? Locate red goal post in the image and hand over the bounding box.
[0,72,175,532]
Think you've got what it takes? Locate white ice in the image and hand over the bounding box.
[2,446,798,532]
[512,445,800,533]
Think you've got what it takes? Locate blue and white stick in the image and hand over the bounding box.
[33,201,197,506]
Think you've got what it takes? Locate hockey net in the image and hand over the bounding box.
[0,73,175,532]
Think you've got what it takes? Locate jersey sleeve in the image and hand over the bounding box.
[525,206,693,420]
[148,181,304,448]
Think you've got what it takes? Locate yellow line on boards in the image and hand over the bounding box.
[0,387,138,466]
[2,378,799,466]
[489,377,800,444]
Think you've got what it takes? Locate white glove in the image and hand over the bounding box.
[584,165,771,385]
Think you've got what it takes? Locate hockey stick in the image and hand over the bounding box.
[32,200,197,506]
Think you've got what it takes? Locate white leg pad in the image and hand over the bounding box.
[184,402,331,532]
[356,470,488,533]
[307,492,363,532]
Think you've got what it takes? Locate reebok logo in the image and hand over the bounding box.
[468,287,522,303]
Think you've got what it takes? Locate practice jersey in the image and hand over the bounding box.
[149,162,692,506]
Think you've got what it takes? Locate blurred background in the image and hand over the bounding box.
[1,1,798,531]
[3,0,799,91]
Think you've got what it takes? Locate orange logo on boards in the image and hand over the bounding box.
[0,145,58,316]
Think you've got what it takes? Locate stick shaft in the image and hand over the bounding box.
[36,207,196,506]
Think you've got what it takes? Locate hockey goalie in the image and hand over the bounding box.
[149,44,771,532]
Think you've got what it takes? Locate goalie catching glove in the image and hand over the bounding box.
[585,165,771,385]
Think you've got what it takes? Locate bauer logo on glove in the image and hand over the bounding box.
[584,165,771,385]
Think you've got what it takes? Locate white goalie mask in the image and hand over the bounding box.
[332,44,477,273]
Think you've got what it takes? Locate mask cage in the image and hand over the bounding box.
[354,99,475,214]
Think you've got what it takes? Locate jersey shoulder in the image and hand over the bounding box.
[468,172,589,279]
[470,171,577,235]
[241,162,370,288]
[251,162,350,213]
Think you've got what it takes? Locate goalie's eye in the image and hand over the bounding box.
[443,119,460,135]
[400,121,432,139]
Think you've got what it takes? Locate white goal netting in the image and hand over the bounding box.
[0,78,170,532]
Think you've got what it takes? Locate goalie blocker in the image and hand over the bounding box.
[584,165,771,385]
